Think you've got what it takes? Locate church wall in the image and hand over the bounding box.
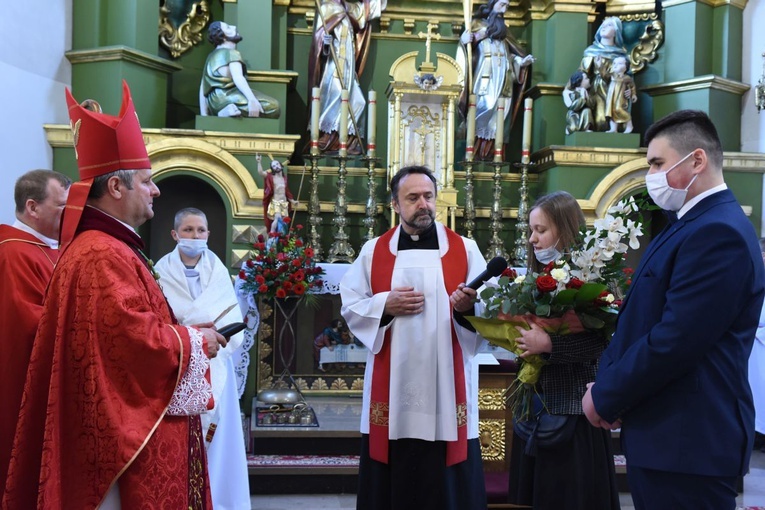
[1,0,72,226]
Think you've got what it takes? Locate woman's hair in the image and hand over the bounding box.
[527,191,585,273]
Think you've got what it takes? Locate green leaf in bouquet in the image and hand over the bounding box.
[553,288,578,305]
[575,282,608,303]
[578,312,605,330]
[535,303,551,316]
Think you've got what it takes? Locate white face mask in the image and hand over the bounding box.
[645,152,698,212]
[534,243,562,265]
[177,238,207,258]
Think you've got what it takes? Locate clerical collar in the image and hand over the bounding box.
[398,223,438,250]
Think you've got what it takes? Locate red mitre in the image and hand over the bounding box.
[60,80,151,248]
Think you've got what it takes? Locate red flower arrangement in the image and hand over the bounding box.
[237,220,325,302]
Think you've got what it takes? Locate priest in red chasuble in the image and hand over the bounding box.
[0,169,70,504]
[2,81,226,510]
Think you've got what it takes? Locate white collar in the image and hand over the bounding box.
[12,219,59,248]
[677,183,727,219]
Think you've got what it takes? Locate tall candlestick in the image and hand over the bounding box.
[310,87,320,156]
[521,97,533,164]
[367,90,376,158]
[466,94,476,162]
[493,98,505,163]
[339,90,349,157]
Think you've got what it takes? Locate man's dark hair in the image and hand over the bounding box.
[389,166,438,203]
[644,110,724,169]
[208,21,225,46]
[14,170,72,213]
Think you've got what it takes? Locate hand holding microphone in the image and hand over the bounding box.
[450,256,508,312]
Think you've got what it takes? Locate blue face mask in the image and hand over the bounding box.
[534,243,562,265]
[177,238,207,258]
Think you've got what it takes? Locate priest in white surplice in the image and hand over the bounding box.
[340,166,488,510]
[155,207,251,510]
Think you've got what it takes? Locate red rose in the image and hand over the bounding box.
[282,281,293,291]
[258,284,268,293]
[257,234,265,243]
[543,261,556,273]
[296,224,303,230]
[622,267,635,276]
[246,259,255,268]
[293,283,306,295]
[305,247,314,257]
[292,259,302,267]
[255,275,265,284]
[295,239,304,247]
[536,275,557,293]
[313,279,323,288]
[594,290,611,307]
[283,217,291,224]
[501,268,517,279]
[276,288,287,298]
[277,252,288,262]
[238,270,247,280]
[292,270,305,282]
[566,277,584,289]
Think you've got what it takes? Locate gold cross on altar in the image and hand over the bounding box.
[418,22,441,67]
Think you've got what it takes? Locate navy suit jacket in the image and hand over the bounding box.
[593,188,765,477]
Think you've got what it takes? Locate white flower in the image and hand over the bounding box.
[550,267,570,283]
[600,293,615,304]
[514,275,526,284]
[627,219,643,250]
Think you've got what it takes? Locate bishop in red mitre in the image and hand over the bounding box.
[2,81,225,510]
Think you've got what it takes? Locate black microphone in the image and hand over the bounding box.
[466,256,508,290]
[217,322,247,339]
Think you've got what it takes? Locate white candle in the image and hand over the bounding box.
[310,87,320,156]
[521,97,533,165]
[493,98,505,163]
[367,90,376,158]
[339,89,349,157]
[466,94,476,162]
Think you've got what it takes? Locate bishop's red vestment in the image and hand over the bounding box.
[0,225,59,503]
[2,208,213,509]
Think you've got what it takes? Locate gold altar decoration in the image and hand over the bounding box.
[386,24,463,229]
[159,0,210,58]
[628,19,664,74]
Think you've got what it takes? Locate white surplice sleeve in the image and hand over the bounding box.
[339,238,392,355]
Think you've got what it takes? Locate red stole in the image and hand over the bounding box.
[369,226,469,466]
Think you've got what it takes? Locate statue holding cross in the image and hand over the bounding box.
[458,0,535,161]
[307,0,387,154]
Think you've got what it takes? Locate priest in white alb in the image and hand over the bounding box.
[340,166,488,510]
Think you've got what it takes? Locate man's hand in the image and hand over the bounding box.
[582,382,621,429]
[199,327,227,359]
[450,283,477,313]
[383,287,425,316]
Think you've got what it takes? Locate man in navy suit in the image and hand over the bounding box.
[582,110,765,510]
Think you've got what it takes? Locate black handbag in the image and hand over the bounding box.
[512,394,577,456]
